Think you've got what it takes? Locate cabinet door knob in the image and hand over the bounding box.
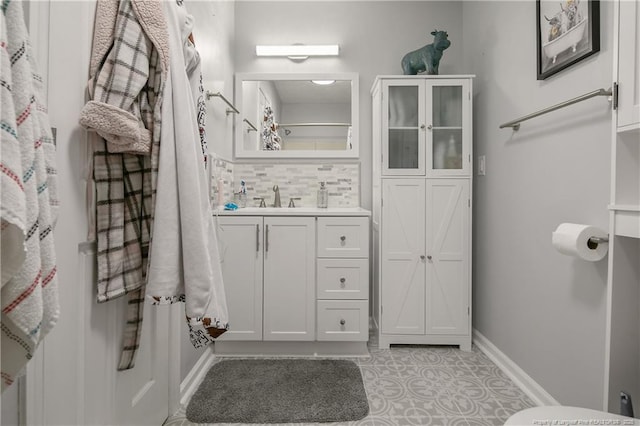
[340,277,346,287]
[427,124,433,130]
[339,319,346,326]
[340,235,346,241]
[420,255,425,260]
[420,124,426,130]
[427,255,432,260]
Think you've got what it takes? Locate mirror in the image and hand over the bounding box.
[234,72,359,158]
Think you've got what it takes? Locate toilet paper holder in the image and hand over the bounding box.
[588,235,609,248]
[552,224,609,261]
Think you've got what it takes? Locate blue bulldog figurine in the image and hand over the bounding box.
[401,30,451,75]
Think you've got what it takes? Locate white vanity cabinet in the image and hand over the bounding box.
[316,217,369,342]
[215,210,370,355]
[372,75,473,351]
[216,217,264,340]
[263,217,316,340]
[217,216,315,342]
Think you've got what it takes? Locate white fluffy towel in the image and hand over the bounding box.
[1,0,60,392]
[145,0,229,346]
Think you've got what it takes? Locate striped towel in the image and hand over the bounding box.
[1,0,60,391]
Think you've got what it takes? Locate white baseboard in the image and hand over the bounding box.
[473,329,560,407]
[179,346,216,407]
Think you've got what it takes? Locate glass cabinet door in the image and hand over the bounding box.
[382,81,426,175]
[427,80,470,176]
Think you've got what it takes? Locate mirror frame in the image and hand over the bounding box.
[234,72,359,159]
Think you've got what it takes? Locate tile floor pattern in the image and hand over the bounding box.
[164,336,535,426]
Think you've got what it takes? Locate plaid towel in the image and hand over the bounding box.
[1,0,59,391]
[79,0,168,370]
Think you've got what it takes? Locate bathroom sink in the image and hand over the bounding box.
[240,207,321,213]
[213,206,372,217]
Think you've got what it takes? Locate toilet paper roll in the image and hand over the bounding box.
[552,223,609,261]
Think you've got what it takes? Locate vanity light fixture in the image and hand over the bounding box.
[255,44,340,61]
[311,80,336,85]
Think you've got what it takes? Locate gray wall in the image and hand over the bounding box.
[234,0,466,210]
[179,0,615,411]
[462,1,613,409]
[191,0,237,161]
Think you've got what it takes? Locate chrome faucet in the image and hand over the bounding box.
[288,197,301,208]
[272,185,281,207]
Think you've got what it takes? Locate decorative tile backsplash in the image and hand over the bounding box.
[232,163,360,208]
[208,154,360,208]
[234,163,360,208]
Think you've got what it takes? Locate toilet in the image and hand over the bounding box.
[505,406,640,425]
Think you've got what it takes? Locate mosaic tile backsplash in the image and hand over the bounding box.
[210,161,360,208]
[234,163,360,208]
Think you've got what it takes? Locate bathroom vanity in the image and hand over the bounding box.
[213,208,371,356]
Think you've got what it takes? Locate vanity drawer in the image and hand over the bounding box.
[316,300,369,341]
[317,258,369,299]
[317,217,369,258]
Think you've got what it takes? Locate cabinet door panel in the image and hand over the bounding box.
[381,179,426,334]
[382,81,426,176]
[317,216,369,258]
[263,217,315,341]
[426,180,470,335]
[317,258,369,299]
[216,217,263,341]
[427,80,471,177]
[317,300,369,341]
[617,0,640,129]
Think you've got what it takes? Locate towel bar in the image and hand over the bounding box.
[500,86,614,131]
[205,91,239,115]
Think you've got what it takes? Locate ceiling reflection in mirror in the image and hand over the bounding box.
[235,73,359,158]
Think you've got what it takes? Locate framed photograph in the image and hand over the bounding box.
[537,0,600,80]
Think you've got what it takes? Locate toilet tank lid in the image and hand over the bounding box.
[505,406,640,425]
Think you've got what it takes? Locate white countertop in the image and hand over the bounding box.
[213,207,371,217]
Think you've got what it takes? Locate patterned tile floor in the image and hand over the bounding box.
[164,334,535,426]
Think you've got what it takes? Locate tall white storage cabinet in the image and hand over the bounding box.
[372,75,474,351]
[604,0,640,413]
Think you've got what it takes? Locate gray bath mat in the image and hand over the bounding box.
[186,358,369,424]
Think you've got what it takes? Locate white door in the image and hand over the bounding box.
[425,179,470,335]
[381,179,426,334]
[263,217,316,340]
[114,303,171,426]
[616,0,640,129]
[217,217,263,340]
[27,2,173,425]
